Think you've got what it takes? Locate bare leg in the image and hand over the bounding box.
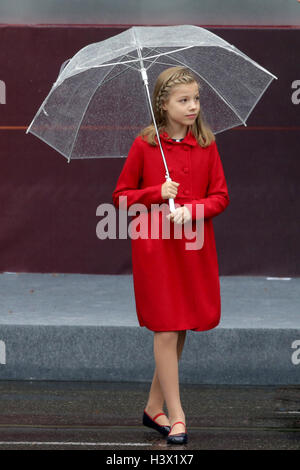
[152,331,186,435]
[145,330,187,426]
[177,330,187,361]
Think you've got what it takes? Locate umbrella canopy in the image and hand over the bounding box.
[26,25,277,162]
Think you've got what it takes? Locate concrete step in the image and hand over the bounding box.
[0,273,299,384]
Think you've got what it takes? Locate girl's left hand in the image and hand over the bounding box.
[166,206,192,225]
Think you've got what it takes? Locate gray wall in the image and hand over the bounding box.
[0,0,299,25]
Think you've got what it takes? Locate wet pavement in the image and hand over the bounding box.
[0,381,299,450]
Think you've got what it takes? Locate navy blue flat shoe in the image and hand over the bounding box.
[167,421,188,445]
[143,409,171,436]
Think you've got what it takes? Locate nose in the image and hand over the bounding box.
[189,99,199,110]
[189,104,198,112]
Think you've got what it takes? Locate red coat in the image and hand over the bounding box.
[112,130,230,332]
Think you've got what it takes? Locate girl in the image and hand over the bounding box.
[112,66,230,445]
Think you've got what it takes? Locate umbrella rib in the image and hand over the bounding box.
[100,66,136,86]
[242,75,277,124]
[115,54,141,70]
[125,47,158,60]
[71,46,195,71]
[100,61,139,86]
[28,127,70,161]
[143,51,179,71]
[99,50,144,85]
[53,46,195,90]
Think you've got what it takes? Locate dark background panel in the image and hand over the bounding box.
[0,26,299,275]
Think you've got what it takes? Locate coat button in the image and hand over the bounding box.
[183,146,189,151]
[183,167,189,173]
[183,189,190,195]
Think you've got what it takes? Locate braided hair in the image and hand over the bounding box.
[138,66,215,148]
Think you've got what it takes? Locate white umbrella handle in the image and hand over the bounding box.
[166,177,176,213]
[169,198,176,213]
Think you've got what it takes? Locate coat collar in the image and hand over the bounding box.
[157,129,198,147]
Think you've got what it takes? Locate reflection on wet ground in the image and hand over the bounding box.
[0,381,298,450]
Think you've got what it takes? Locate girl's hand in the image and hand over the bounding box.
[161,180,180,199]
[166,206,192,225]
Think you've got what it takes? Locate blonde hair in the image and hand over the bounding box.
[138,66,215,148]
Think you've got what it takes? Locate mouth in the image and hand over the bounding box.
[185,114,197,119]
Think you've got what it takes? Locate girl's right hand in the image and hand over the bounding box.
[161,180,180,200]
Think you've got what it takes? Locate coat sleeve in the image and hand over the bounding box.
[112,137,164,212]
[189,141,230,221]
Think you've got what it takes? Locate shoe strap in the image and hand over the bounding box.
[170,421,186,432]
[152,412,167,423]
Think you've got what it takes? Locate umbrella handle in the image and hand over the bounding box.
[169,198,176,213]
[166,177,176,213]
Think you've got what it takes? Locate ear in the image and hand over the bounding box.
[161,100,168,111]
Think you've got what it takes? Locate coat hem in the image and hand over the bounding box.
[139,320,220,332]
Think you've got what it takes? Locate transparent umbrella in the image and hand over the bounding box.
[26,25,277,212]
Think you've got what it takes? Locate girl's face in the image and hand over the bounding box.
[162,82,200,132]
